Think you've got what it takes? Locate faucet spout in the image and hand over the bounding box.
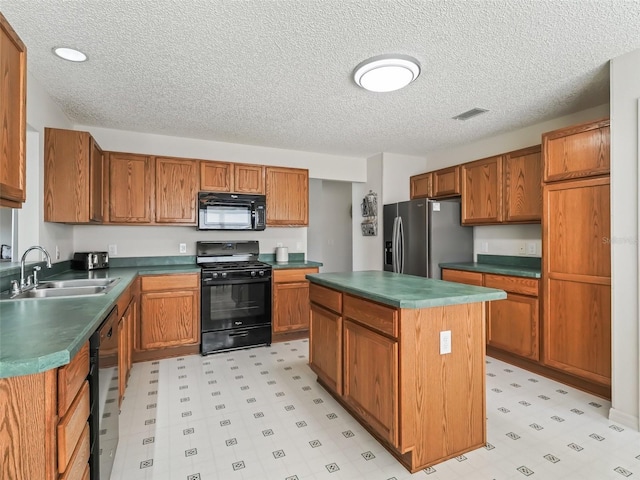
[20,246,53,289]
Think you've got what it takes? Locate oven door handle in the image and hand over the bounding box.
[202,277,271,286]
[229,331,250,338]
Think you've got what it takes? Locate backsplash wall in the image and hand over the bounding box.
[73,225,307,258]
[473,224,542,260]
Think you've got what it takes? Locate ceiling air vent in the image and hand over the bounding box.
[452,108,489,121]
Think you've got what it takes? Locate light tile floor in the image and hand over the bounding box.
[110,340,640,480]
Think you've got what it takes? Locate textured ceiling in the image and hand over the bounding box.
[2,0,639,158]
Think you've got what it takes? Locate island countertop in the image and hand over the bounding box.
[305,270,506,309]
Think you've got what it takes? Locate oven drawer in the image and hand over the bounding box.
[202,324,271,354]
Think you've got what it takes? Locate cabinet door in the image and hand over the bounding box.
[543,119,610,182]
[343,319,398,447]
[309,303,342,394]
[487,293,539,360]
[0,14,27,208]
[432,166,461,198]
[89,137,105,222]
[234,163,265,193]
[155,157,198,223]
[461,155,503,224]
[503,145,542,222]
[140,290,199,349]
[200,160,232,192]
[44,128,92,223]
[409,172,431,199]
[273,281,310,333]
[266,167,309,225]
[108,152,154,223]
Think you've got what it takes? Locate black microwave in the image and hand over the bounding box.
[198,192,266,230]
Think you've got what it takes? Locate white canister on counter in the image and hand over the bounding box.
[275,246,289,263]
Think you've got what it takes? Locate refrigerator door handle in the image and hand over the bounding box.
[398,216,405,274]
[391,216,398,273]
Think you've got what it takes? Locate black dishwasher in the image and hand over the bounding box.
[89,306,119,480]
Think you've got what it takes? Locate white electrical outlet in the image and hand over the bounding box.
[108,244,118,256]
[179,243,187,254]
[518,242,526,255]
[526,242,536,255]
[440,330,452,355]
[55,245,60,260]
[481,242,489,253]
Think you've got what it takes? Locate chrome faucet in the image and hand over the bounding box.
[19,246,53,291]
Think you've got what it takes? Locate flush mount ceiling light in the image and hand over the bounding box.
[53,47,87,62]
[353,54,421,93]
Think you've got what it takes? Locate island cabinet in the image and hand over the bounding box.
[200,160,265,194]
[135,273,200,362]
[308,278,489,472]
[266,166,309,225]
[44,128,105,223]
[272,267,319,341]
[0,342,91,480]
[0,13,27,208]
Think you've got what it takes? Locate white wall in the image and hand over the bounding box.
[13,73,74,264]
[381,152,428,204]
[72,125,366,258]
[307,179,323,264]
[609,48,640,429]
[352,154,383,271]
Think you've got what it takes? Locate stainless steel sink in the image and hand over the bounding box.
[2,277,120,300]
[37,278,117,289]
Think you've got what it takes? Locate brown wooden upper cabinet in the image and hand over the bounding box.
[108,152,155,223]
[409,172,431,199]
[461,155,503,224]
[155,156,198,224]
[503,145,542,222]
[44,128,105,223]
[266,166,309,226]
[0,14,27,208]
[200,160,265,194]
[542,118,610,183]
[431,165,461,198]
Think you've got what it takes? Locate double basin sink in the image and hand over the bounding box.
[2,277,121,300]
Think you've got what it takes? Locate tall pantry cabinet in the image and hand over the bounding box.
[542,119,611,389]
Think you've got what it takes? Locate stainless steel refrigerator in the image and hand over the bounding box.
[383,198,473,279]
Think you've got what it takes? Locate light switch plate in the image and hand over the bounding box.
[440,330,452,355]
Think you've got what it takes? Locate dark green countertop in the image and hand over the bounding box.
[306,271,506,309]
[0,265,200,379]
[440,254,541,279]
[268,260,323,270]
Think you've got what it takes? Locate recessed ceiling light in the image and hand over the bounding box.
[53,47,87,62]
[353,54,420,93]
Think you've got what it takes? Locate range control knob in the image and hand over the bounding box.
[250,271,257,277]
[212,272,219,279]
[258,270,265,277]
[221,272,228,278]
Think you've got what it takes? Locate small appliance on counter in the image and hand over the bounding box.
[275,246,289,263]
[71,251,109,270]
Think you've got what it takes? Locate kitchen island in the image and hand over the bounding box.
[306,270,506,473]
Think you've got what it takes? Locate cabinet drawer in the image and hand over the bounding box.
[442,269,484,286]
[58,342,89,416]
[141,273,199,291]
[484,274,539,296]
[273,268,318,283]
[310,284,342,313]
[343,294,397,338]
[59,423,90,480]
[58,381,90,474]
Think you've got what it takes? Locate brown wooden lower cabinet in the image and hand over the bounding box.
[441,268,610,398]
[309,284,486,472]
[135,273,200,362]
[0,343,90,480]
[272,267,318,342]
